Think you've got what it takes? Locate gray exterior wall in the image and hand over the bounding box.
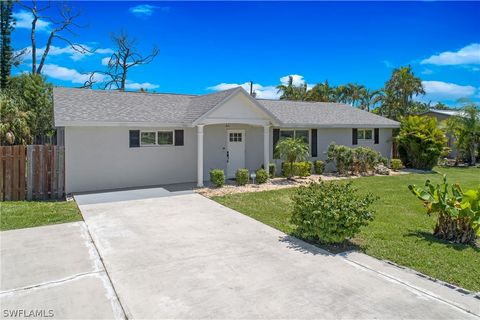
[64,125,394,193]
[64,126,197,193]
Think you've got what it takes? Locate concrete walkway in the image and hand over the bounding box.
[0,222,125,319]
[76,188,479,319]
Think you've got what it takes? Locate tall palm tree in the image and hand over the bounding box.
[306,80,335,102]
[276,76,308,101]
[360,89,383,112]
[343,83,366,108]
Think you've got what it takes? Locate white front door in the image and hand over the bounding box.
[226,130,246,178]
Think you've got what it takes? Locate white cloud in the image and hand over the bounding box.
[421,69,433,75]
[17,45,113,62]
[125,81,160,90]
[421,80,477,101]
[101,57,111,66]
[42,64,94,84]
[208,74,316,100]
[128,5,169,17]
[421,43,480,66]
[13,10,50,32]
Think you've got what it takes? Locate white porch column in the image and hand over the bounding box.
[263,125,270,176]
[197,125,205,187]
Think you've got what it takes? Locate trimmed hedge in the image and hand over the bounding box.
[282,161,312,178]
[235,169,249,186]
[255,168,268,184]
[314,160,325,174]
[209,169,225,187]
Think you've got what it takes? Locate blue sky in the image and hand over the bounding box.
[11,1,480,105]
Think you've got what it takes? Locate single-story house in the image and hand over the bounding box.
[53,87,400,193]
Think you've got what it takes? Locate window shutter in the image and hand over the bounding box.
[311,129,318,157]
[129,130,140,148]
[352,128,358,145]
[374,128,379,144]
[273,128,280,159]
[174,130,184,146]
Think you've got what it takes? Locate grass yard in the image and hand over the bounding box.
[213,167,480,291]
[0,200,82,231]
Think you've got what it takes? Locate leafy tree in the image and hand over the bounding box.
[305,80,336,102]
[0,93,32,145]
[397,115,447,169]
[433,102,451,110]
[274,137,309,179]
[7,74,53,143]
[377,66,425,120]
[360,88,383,112]
[343,83,366,108]
[0,0,15,89]
[445,105,480,165]
[276,76,308,101]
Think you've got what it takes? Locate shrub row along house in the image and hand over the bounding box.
[53,87,399,193]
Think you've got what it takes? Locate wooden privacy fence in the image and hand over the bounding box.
[0,145,65,201]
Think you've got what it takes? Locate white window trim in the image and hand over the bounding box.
[358,128,374,141]
[139,130,175,147]
[157,130,174,146]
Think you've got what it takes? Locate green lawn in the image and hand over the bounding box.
[213,167,480,291]
[0,200,82,231]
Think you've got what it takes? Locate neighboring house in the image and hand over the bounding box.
[53,87,399,193]
[421,109,463,159]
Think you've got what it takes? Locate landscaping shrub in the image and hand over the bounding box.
[390,159,403,171]
[409,175,480,244]
[380,156,388,167]
[291,182,376,244]
[269,163,276,178]
[327,143,353,175]
[235,168,249,186]
[275,137,309,179]
[255,168,268,184]
[314,160,325,174]
[352,147,381,174]
[281,161,312,178]
[209,169,225,187]
[397,116,447,170]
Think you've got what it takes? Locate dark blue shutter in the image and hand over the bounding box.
[273,129,280,159]
[374,128,379,144]
[311,129,317,157]
[174,130,184,146]
[352,128,358,145]
[129,130,140,148]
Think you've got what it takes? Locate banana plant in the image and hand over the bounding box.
[409,175,480,244]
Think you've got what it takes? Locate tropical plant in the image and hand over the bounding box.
[291,181,376,244]
[360,89,383,112]
[377,66,425,120]
[352,147,381,174]
[342,83,366,108]
[209,169,225,187]
[445,105,480,165]
[305,80,336,102]
[397,116,447,169]
[1,0,15,89]
[7,74,53,143]
[282,161,312,178]
[276,76,308,101]
[0,94,32,145]
[409,176,480,244]
[255,168,268,184]
[274,137,309,179]
[326,143,353,175]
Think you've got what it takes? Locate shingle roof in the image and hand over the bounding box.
[258,99,399,128]
[53,86,399,128]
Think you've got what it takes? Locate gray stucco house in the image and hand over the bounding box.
[53,87,399,193]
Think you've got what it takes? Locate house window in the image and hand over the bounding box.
[140,130,174,146]
[358,129,373,141]
[157,131,173,145]
[140,132,156,145]
[229,132,242,142]
[280,129,309,144]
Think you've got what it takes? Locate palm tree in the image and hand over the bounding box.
[276,76,308,101]
[274,137,309,179]
[343,83,366,108]
[306,80,335,102]
[446,105,480,165]
[360,89,383,112]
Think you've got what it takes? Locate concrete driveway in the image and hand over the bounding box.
[0,222,124,319]
[75,187,479,319]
